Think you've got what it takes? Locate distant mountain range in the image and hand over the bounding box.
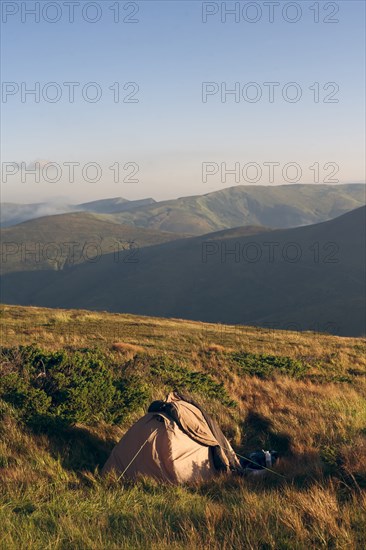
[104,184,366,234]
[0,197,156,227]
[2,184,365,233]
[2,205,365,336]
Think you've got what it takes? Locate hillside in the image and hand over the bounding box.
[0,197,156,227]
[0,304,365,548]
[0,212,185,274]
[2,184,365,232]
[76,197,156,214]
[107,184,366,234]
[2,207,364,336]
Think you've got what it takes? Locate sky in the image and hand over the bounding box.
[1,0,365,203]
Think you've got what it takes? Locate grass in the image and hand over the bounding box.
[0,304,366,549]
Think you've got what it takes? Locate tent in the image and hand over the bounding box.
[102,392,241,483]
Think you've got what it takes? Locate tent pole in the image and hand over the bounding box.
[117,428,158,481]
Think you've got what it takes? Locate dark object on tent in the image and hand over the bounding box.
[102,392,241,483]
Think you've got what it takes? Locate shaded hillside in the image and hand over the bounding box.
[199,225,271,240]
[1,207,365,336]
[0,212,184,274]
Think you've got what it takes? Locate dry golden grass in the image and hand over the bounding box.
[1,304,365,365]
[203,343,228,353]
[111,341,146,359]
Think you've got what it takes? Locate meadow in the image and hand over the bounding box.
[0,304,365,549]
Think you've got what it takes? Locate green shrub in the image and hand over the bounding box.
[0,373,51,417]
[112,376,151,423]
[37,349,118,423]
[150,357,236,407]
[0,345,149,426]
[230,351,308,379]
[0,346,236,427]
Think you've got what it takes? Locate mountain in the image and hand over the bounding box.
[2,206,365,336]
[2,184,365,232]
[106,184,366,234]
[0,197,156,227]
[76,197,156,214]
[0,212,184,274]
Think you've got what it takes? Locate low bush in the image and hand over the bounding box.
[150,356,236,407]
[230,351,308,379]
[0,345,150,427]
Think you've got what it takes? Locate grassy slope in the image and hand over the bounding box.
[0,304,366,549]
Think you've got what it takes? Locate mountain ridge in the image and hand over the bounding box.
[2,206,365,336]
[2,184,365,232]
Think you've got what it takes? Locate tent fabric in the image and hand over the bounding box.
[164,393,219,447]
[102,412,215,483]
[102,392,240,483]
[165,392,240,470]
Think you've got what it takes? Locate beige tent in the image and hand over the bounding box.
[102,392,240,484]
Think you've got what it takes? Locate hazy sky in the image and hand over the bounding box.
[1,0,365,203]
